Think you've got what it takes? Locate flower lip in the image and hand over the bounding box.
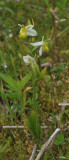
[19,27,28,38]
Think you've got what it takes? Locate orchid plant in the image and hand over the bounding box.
[18,21,50,139]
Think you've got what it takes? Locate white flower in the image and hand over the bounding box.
[9,33,13,38]
[2,63,7,68]
[30,36,49,56]
[23,55,36,65]
[4,64,7,68]
[19,24,37,38]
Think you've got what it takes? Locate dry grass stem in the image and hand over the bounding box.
[35,128,60,160]
[29,144,37,160]
[3,125,47,129]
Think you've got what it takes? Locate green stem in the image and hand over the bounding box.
[33,80,39,132]
[33,81,37,113]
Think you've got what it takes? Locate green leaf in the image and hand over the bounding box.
[31,63,40,79]
[18,72,32,91]
[61,109,69,124]
[23,43,32,55]
[60,50,69,56]
[0,142,10,154]
[66,137,69,142]
[44,0,51,7]
[67,153,69,159]
[6,92,18,99]
[44,75,51,82]
[54,133,64,146]
[0,73,18,92]
[0,1,5,6]
[4,7,15,15]
[40,67,47,78]
[26,111,42,139]
[56,0,67,9]
[32,46,40,52]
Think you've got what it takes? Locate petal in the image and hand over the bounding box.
[4,64,7,68]
[27,28,37,36]
[20,28,22,32]
[42,35,44,42]
[39,46,43,56]
[30,41,43,46]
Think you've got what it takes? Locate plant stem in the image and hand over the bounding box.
[33,81,37,111]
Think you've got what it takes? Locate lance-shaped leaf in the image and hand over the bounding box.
[0,73,18,92]
[18,72,32,92]
[26,110,42,139]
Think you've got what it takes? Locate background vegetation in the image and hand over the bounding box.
[0,0,69,159]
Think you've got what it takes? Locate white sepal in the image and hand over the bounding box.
[39,46,43,56]
[27,28,37,36]
[30,41,43,46]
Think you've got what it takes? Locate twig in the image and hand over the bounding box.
[3,126,25,129]
[35,128,60,160]
[45,134,57,155]
[3,125,47,129]
[58,103,69,106]
[41,62,52,68]
[64,126,69,131]
[50,9,60,22]
[29,144,37,160]
[50,9,58,59]
[11,130,16,138]
[54,87,58,99]
[58,101,69,114]
[41,125,47,129]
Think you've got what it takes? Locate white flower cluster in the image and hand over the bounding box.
[19,23,49,65]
